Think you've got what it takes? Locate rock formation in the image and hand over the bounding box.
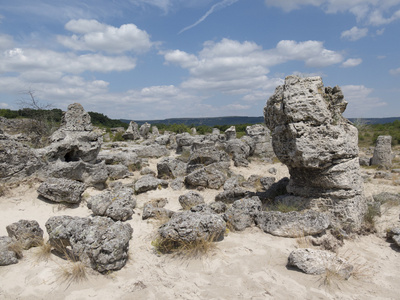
[44,103,102,163]
[371,135,392,168]
[264,76,366,230]
[122,121,140,140]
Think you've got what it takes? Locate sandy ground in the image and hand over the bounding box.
[1,158,400,300]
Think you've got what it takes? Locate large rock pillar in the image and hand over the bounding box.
[264,76,366,230]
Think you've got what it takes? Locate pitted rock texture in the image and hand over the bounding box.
[371,135,392,168]
[6,220,44,249]
[45,216,133,273]
[44,103,102,163]
[264,76,366,229]
[158,211,226,243]
[37,177,86,204]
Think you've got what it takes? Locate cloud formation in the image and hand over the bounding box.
[163,38,343,94]
[179,0,239,34]
[342,58,362,67]
[58,19,153,53]
[341,26,368,41]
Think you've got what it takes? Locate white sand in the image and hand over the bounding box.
[1,159,400,300]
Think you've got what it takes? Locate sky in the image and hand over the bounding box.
[0,0,399,120]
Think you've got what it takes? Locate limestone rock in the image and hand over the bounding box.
[0,139,44,181]
[0,236,19,266]
[225,139,251,167]
[185,164,228,190]
[157,157,186,179]
[225,126,236,141]
[44,103,102,163]
[139,122,151,139]
[245,124,274,157]
[142,199,174,220]
[87,188,136,221]
[46,160,108,189]
[264,76,366,229]
[223,197,262,231]
[46,216,133,272]
[179,191,205,210]
[187,147,229,174]
[107,164,132,180]
[288,248,353,279]
[134,175,168,194]
[158,211,226,243]
[256,210,331,237]
[37,178,86,204]
[6,220,44,249]
[122,121,140,140]
[371,135,392,168]
[215,188,249,204]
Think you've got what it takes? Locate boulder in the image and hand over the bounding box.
[245,124,274,157]
[6,220,44,249]
[107,164,132,180]
[134,175,168,194]
[176,132,195,153]
[223,197,262,231]
[44,103,102,163]
[179,191,205,210]
[187,147,229,174]
[157,157,187,179]
[225,139,251,167]
[0,139,44,181]
[46,160,108,189]
[371,135,392,168]
[37,177,86,204]
[122,121,140,140]
[225,126,236,141]
[142,199,174,220]
[87,188,136,221]
[256,210,331,237]
[133,144,170,158]
[98,150,142,169]
[264,76,366,229]
[158,211,226,243]
[0,236,19,266]
[215,188,248,204]
[45,216,133,272]
[139,122,151,139]
[288,248,353,279]
[185,164,228,190]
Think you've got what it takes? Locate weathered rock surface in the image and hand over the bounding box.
[44,103,102,163]
[223,197,262,231]
[157,157,186,179]
[264,76,366,229]
[185,164,228,189]
[215,188,248,204]
[158,211,226,243]
[371,135,392,168]
[0,139,44,181]
[245,124,274,157]
[139,122,151,139]
[134,175,168,194]
[0,236,19,266]
[186,147,229,174]
[37,177,86,204]
[142,199,174,220]
[87,188,136,221]
[288,248,353,279]
[179,191,205,210]
[45,216,133,272]
[6,220,44,249]
[107,164,132,180]
[46,160,108,189]
[225,126,236,141]
[122,121,140,140]
[256,210,331,237]
[226,139,251,167]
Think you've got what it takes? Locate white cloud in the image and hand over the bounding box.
[390,67,400,75]
[163,38,343,95]
[58,19,153,53]
[342,58,362,67]
[0,103,9,108]
[341,26,368,41]
[376,28,385,35]
[0,48,136,74]
[342,84,387,117]
[264,0,400,26]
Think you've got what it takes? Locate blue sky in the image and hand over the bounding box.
[0,0,399,120]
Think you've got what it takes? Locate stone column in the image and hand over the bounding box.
[371,135,392,168]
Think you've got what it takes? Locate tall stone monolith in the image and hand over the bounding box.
[264,76,366,230]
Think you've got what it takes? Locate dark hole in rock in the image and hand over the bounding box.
[64,149,80,162]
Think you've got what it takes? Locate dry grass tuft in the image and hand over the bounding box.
[58,260,88,287]
[8,240,24,259]
[152,234,217,259]
[33,239,53,262]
